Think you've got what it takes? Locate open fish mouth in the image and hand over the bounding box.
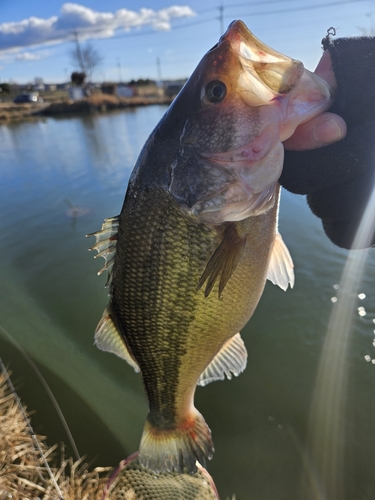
[222,20,332,114]
[223,20,305,105]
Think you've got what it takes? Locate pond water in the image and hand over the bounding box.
[0,107,374,499]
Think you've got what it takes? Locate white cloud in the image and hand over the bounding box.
[15,51,41,61]
[0,3,195,54]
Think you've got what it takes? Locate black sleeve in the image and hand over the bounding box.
[279,35,375,249]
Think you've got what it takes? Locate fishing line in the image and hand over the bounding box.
[0,324,81,462]
[0,356,65,500]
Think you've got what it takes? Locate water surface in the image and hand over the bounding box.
[0,108,374,499]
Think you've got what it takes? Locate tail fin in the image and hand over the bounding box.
[139,409,214,474]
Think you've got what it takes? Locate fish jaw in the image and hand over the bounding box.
[168,20,332,225]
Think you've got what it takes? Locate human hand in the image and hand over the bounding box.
[283,51,347,151]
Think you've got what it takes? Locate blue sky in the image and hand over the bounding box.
[0,0,373,84]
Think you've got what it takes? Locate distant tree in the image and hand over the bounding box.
[0,83,10,94]
[34,77,44,85]
[129,78,156,86]
[69,35,104,82]
[71,72,86,86]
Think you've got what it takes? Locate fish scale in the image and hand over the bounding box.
[111,188,217,423]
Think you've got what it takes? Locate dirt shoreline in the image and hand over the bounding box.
[0,94,174,123]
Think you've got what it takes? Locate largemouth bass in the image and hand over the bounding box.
[88,20,332,474]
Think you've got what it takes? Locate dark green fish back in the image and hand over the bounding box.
[109,186,218,424]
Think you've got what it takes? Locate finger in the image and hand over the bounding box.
[314,50,337,89]
[283,112,347,151]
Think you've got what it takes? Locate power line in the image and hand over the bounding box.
[195,0,295,15]
[69,0,368,44]
[238,0,369,16]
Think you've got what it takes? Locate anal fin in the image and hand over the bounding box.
[197,333,247,387]
[197,223,246,298]
[95,308,140,373]
[266,232,294,291]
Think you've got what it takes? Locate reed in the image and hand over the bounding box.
[0,370,111,500]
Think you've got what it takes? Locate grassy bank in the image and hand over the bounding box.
[0,94,174,123]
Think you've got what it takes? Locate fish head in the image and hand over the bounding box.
[168,20,332,224]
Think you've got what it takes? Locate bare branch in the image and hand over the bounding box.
[69,34,104,82]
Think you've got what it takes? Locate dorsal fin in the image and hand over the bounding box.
[86,215,119,288]
[94,308,140,373]
[197,333,247,387]
[197,223,246,298]
[266,232,294,291]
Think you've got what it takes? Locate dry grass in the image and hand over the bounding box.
[0,103,47,122]
[0,371,111,500]
[0,94,173,123]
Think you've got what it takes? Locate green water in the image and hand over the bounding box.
[0,108,374,499]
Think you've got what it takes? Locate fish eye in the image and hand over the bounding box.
[204,80,226,104]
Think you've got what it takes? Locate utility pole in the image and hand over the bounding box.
[156,57,162,85]
[73,30,84,73]
[117,57,123,82]
[218,4,224,36]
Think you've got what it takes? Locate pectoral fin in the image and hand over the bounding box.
[197,223,246,298]
[266,232,294,291]
[94,308,140,373]
[197,333,247,387]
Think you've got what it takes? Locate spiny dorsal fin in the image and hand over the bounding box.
[266,232,294,291]
[197,223,246,298]
[86,215,119,288]
[197,333,247,387]
[95,308,140,373]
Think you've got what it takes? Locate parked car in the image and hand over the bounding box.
[14,93,39,104]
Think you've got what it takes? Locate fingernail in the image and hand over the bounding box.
[313,118,343,145]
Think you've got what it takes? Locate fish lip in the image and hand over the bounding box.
[221,20,249,44]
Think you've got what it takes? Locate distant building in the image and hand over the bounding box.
[116,84,135,98]
[69,87,85,100]
[33,83,45,91]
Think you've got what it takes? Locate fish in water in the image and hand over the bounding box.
[88,20,332,474]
